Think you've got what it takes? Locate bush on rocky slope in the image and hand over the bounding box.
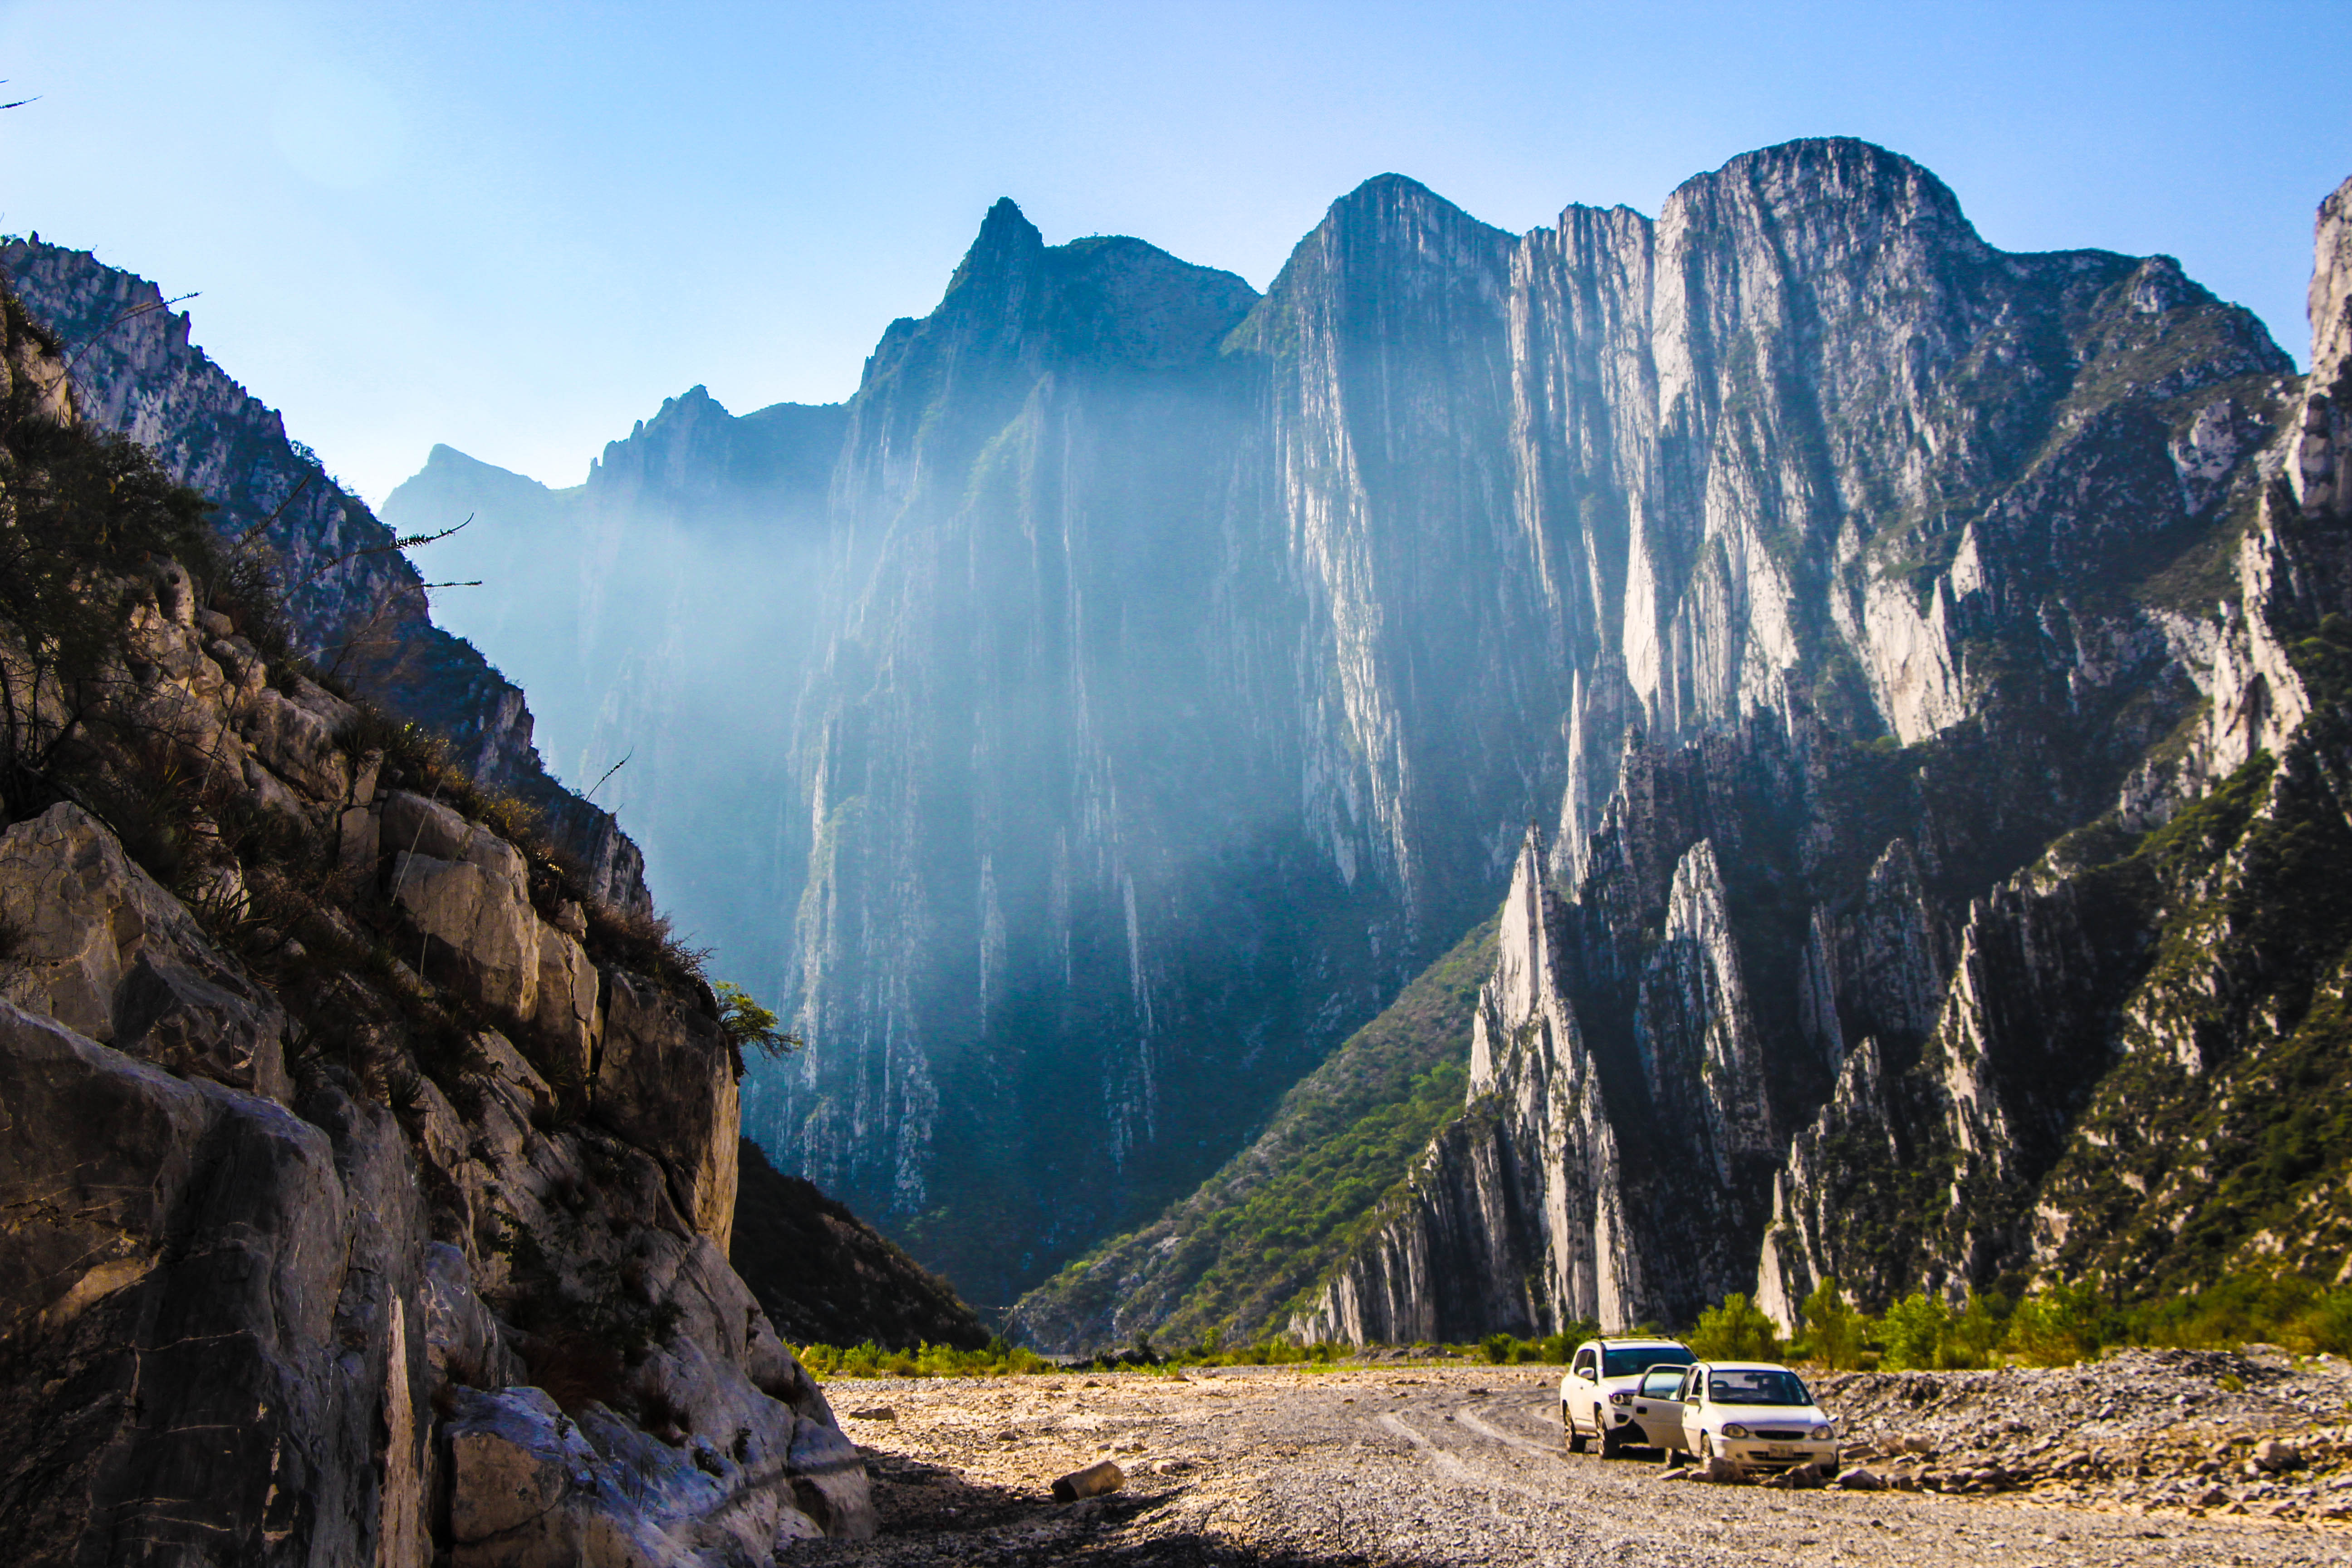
[1009,918,1497,1352]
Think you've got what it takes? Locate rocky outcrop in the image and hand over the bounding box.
[0,802,290,1098]
[1297,830,1637,1342]
[0,239,651,915]
[2289,180,2352,515]
[0,295,870,1562]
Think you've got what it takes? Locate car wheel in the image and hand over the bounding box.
[1598,1416,1624,1459]
[1563,1403,1587,1455]
[1698,1433,1714,1461]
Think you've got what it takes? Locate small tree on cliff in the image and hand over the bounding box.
[714,980,802,1070]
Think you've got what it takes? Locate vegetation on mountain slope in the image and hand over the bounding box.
[1009,918,1497,1351]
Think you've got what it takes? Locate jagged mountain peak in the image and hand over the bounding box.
[612,381,729,451]
[1255,170,1516,302]
[939,195,1050,312]
[1326,171,1504,231]
[880,199,1257,382]
[1682,135,1972,226]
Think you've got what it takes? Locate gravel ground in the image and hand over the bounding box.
[783,1356,2352,1567]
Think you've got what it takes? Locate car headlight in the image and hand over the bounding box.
[1721,1423,1750,1440]
[1608,1392,1630,1406]
[1811,1425,1834,1442]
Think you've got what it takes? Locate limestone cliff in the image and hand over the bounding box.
[799,141,2303,1309]
[1282,173,2352,1343]
[0,274,871,1561]
[380,391,847,1000]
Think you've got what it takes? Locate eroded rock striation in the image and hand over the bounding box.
[0,273,871,1562]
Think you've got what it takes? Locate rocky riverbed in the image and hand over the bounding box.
[786,1354,2352,1565]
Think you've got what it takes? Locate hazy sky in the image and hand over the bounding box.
[1,1,2344,505]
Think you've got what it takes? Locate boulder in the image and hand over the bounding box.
[422,1242,525,1393]
[0,1000,396,1563]
[2255,1438,2301,1471]
[337,801,380,884]
[529,922,599,1087]
[0,802,288,1098]
[239,681,353,801]
[391,841,541,1018]
[443,1387,849,1565]
[473,1028,559,1123]
[1051,1459,1126,1502]
[446,1387,603,1552]
[1836,1465,1883,1490]
[382,788,474,863]
[789,1417,878,1536]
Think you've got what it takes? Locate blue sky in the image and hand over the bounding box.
[1,0,2344,504]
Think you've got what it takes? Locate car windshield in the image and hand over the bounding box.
[1603,1347,1691,1378]
[1705,1369,1811,1406]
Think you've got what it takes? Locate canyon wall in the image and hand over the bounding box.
[379,141,2308,1314]
[1,239,652,912]
[1279,174,2352,1343]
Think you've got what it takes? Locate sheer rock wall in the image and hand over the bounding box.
[1288,175,2352,1342]
[365,141,2304,1318]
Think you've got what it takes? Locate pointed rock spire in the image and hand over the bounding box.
[939,196,1048,320]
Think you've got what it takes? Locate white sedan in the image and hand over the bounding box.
[1661,1362,1839,1476]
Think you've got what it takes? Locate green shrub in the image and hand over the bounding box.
[1471,1332,1573,1365]
[2299,1289,2352,1355]
[1689,1294,1783,1362]
[794,1339,1051,1378]
[714,980,802,1066]
[1800,1276,1865,1370]
[2006,1280,2103,1367]
[1945,1290,2012,1369]
[1878,1292,1951,1370]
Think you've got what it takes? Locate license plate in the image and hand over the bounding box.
[1767,1445,1795,1457]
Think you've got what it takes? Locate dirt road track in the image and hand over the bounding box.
[790,1365,2347,1566]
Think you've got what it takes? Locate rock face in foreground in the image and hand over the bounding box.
[1280,175,2352,1343]
[0,286,869,1562]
